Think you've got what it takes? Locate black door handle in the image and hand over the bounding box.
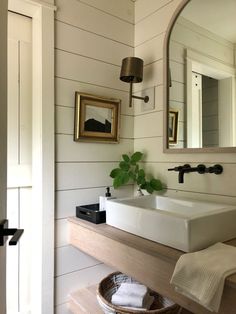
[0,219,24,246]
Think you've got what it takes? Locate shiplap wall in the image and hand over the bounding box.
[54,0,135,313]
[134,0,236,207]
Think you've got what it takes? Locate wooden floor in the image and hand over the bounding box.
[69,285,103,314]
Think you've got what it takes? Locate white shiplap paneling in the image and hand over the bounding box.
[56,135,133,163]
[55,245,101,277]
[55,219,69,248]
[55,77,133,116]
[79,0,134,24]
[55,49,126,92]
[55,0,134,46]
[135,0,173,24]
[55,263,114,305]
[55,185,133,219]
[134,111,163,139]
[143,162,236,198]
[55,20,133,67]
[56,162,118,191]
[135,32,164,64]
[55,1,134,310]
[134,1,180,46]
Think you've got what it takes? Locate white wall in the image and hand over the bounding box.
[54,0,135,312]
[134,0,236,208]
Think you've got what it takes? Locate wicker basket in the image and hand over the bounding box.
[97,272,180,314]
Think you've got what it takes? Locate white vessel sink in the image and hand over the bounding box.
[106,195,236,252]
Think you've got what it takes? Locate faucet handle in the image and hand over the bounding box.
[197,164,206,174]
[183,164,191,168]
[208,164,223,174]
[168,164,190,171]
[168,167,177,171]
[168,166,183,171]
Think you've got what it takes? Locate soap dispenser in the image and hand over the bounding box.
[105,187,111,198]
[99,187,116,211]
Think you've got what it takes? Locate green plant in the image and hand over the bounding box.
[110,151,163,194]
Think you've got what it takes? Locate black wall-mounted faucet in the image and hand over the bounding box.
[168,164,223,183]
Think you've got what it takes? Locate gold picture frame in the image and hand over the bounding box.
[74,92,120,143]
[169,110,179,144]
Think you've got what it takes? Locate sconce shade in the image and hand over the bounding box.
[120,57,143,83]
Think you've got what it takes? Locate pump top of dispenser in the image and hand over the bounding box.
[105,187,111,197]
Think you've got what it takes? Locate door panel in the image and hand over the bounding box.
[0,1,8,313]
[7,11,32,314]
[6,189,19,313]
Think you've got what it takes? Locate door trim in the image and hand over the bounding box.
[8,0,56,313]
[0,1,8,313]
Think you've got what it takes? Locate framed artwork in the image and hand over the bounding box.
[74,92,120,143]
[169,110,179,144]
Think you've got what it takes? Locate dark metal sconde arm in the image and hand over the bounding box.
[129,82,149,107]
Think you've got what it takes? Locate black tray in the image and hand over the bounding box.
[76,203,106,224]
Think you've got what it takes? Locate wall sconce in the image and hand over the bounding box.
[120,57,149,108]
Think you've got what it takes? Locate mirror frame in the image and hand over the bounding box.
[163,0,236,153]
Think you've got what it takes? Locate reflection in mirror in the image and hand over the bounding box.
[167,0,236,150]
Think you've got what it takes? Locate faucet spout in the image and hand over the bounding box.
[178,164,191,183]
[168,164,208,183]
[178,170,184,184]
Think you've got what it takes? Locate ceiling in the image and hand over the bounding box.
[181,0,236,43]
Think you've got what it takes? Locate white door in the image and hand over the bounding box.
[0,1,8,313]
[7,11,32,314]
[187,72,203,148]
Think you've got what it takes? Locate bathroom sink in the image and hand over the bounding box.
[106,195,236,252]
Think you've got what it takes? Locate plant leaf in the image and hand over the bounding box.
[131,152,143,164]
[140,182,147,189]
[146,182,154,194]
[138,169,145,178]
[122,154,130,163]
[135,164,139,173]
[113,175,123,188]
[119,161,130,171]
[150,178,163,191]
[137,176,146,185]
[121,172,130,185]
[110,168,122,178]
[128,171,136,181]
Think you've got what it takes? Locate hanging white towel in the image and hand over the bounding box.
[170,242,236,312]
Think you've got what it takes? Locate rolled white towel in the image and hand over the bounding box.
[115,283,148,297]
[123,295,155,311]
[112,294,144,308]
[111,283,149,308]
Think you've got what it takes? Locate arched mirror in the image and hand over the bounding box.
[164,0,236,152]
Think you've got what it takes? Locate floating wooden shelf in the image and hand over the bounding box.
[69,285,103,314]
[68,217,236,314]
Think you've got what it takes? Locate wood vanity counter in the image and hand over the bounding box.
[68,217,236,314]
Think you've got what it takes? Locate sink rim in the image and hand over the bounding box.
[106,195,236,220]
